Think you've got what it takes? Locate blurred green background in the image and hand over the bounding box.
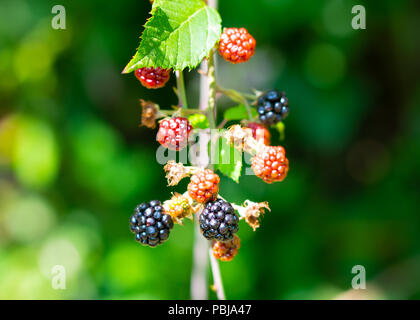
[1,0,420,299]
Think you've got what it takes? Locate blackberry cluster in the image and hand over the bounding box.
[256,90,289,126]
[199,199,239,241]
[129,200,174,247]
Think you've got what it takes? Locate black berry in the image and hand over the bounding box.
[130,200,174,247]
[199,199,239,242]
[256,90,289,125]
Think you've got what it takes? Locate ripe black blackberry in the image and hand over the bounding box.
[256,90,289,125]
[199,199,239,242]
[129,200,174,247]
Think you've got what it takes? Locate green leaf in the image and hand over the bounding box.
[214,136,242,183]
[188,114,209,129]
[224,104,258,120]
[123,0,222,73]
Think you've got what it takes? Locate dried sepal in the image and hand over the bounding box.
[139,99,164,129]
[163,161,188,186]
[224,125,265,155]
[233,200,270,231]
[163,160,201,186]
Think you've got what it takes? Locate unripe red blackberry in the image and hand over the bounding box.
[212,234,241,261]
[256,90,289,125]
[156,117,192,151]
[251,146,289,183]
[187,169,220,203]
[129,200,174,247]
[245,122,271,145]
[135,67,171,89]
[218,28,256,64]
[199,199,239,241]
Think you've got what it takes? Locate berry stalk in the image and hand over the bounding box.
[175,70,188,109]
[215,85,254,120]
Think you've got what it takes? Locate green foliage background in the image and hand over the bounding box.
[0,0,419,299]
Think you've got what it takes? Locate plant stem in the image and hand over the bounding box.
[190,44,212,303]
[176,70,188,109]
[215,85,254,120]
[209,248,226,300]
[190,0,226,301]
[216,85,257,101]
[206,52,217,129]
[204,0,226,301]
[190,212,209,300]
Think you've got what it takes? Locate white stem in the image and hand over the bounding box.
[209,247,226,300]
[190,217,209,299]
[190,0,225,301]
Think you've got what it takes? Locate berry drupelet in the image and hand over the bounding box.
[251,146,289,183]
[199,199,239,242]
[156,117,192,151]
[188,169,220,203]
[218,28,256,64]
[129,200,174,247]
[256,90,289,126]
[135,67,171,89]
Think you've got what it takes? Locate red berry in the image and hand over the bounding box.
[135,67,171,89]
[156,117,192,151]
[218,28,256,64]
[187,169,220,203]
[251,146,289,183]
[245,122,271,145]
[212,235,241,261]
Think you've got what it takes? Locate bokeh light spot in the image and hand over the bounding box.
[38,238,81,279]
[4,195,55,242]
[12,116,60,189]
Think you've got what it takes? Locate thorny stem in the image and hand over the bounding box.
[190,59,210,299]
[190,0,226,301]
[206,52,217,129]
[206,48,226,301]
[176,70,188,109]
[190,43,211,302]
